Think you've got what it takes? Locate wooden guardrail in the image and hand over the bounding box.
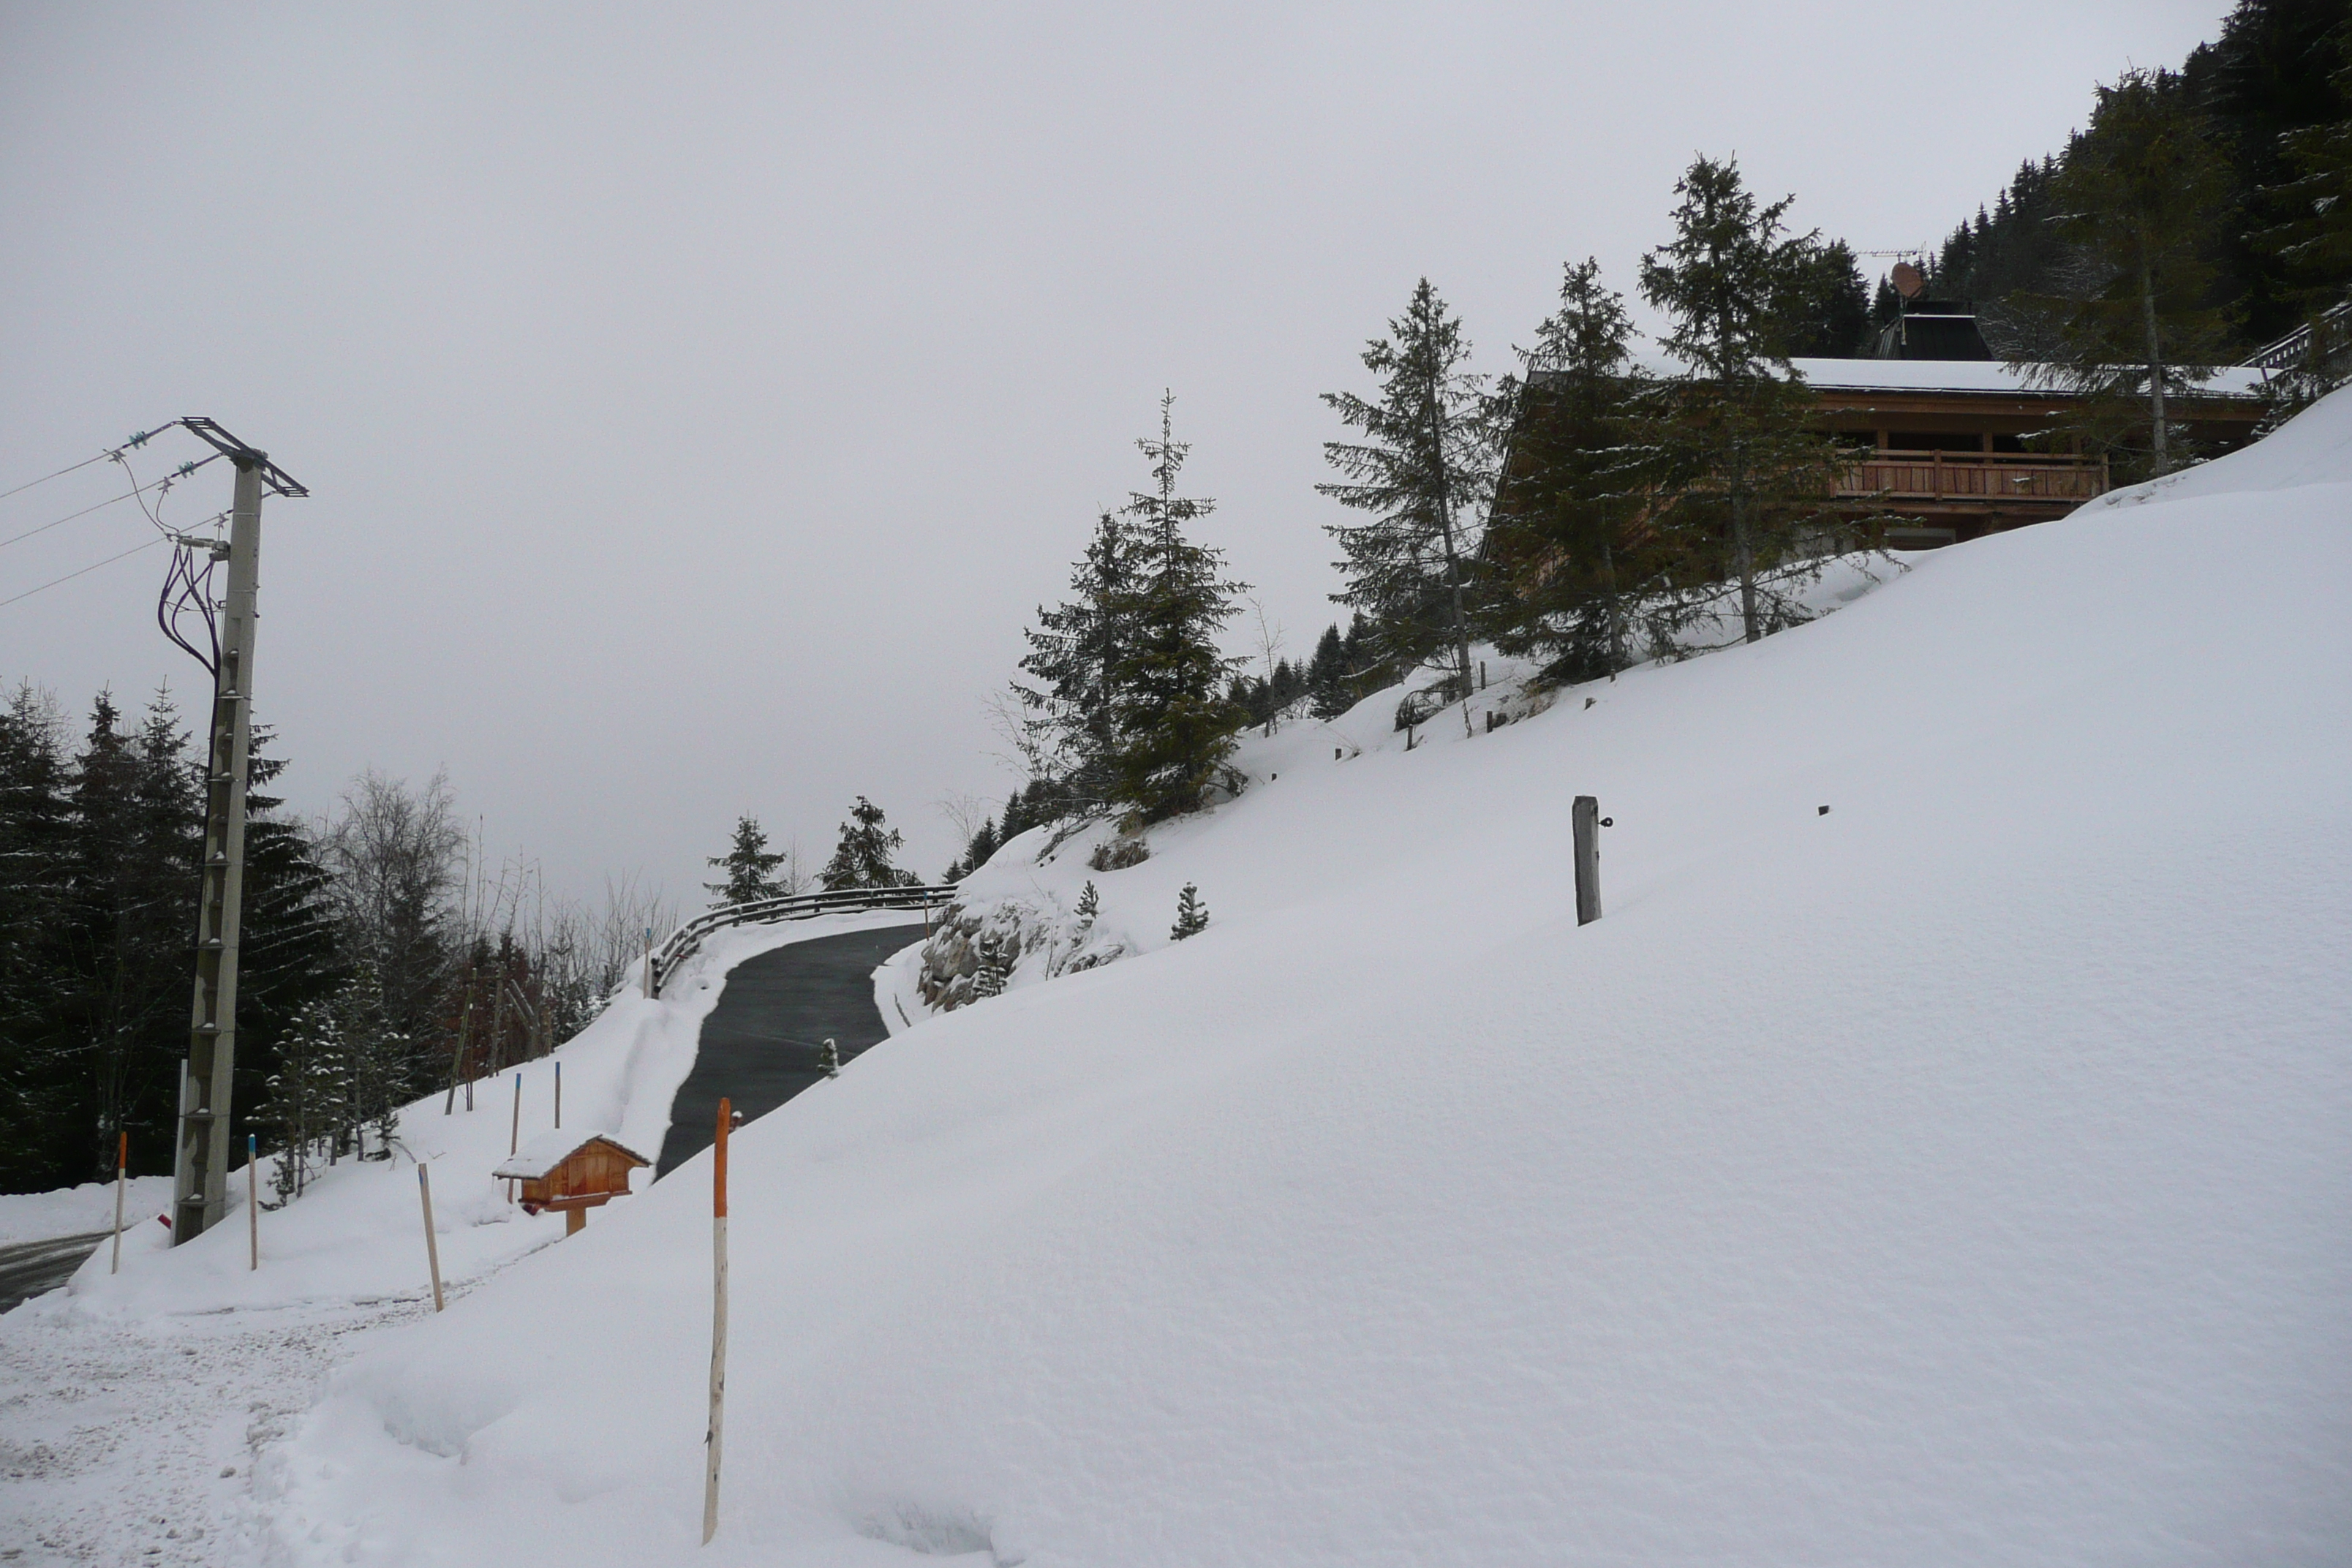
[1835,449,2109,505]
[649,883,958,996]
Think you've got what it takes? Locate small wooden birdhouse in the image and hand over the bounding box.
[494,1131,649,1235]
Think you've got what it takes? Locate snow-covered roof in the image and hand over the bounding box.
[1786,357,2268,399]
[492,1130,647,1181]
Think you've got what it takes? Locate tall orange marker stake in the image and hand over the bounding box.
[702,1096,731,1544]
[110,1132,127,1275]
[246,1134,259,1270]
[418,1164,445,1311]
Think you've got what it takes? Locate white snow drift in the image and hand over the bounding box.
[202,394,2352,1561]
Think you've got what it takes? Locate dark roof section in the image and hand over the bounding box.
[1872,299,1993,362]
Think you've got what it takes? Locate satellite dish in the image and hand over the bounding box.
[1891,261,1926,300]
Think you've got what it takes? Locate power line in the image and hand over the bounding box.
[0,423,183,504]
[0,534,168,611]
[0,456,219,551]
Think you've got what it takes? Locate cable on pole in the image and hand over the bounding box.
[0,535,169,611]
[0,421,181,504]
[0,458,218,552]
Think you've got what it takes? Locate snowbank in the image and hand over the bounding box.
[45,909,928,1322]
[260,396,2352,1565]
[0,1176,173,1248]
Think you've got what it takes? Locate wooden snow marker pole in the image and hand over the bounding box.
[110,1132,127,1275]
[703,1096,731,1544]
[418,1164,445,1311]
[554,1060,562,1129]
[246,1134,258,1270]
[1573,795,1605,926]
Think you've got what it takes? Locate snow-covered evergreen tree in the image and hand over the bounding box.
[1637,155,1854,646]
[1319,279,1493,723]
[820,797,919,890]
[1016,510,1141,810]
[1483,258,1662,682]
[706,814,788,905]
[1104,395,1247,824]
[1074,880,1098,927]
[1170,882,1209,941]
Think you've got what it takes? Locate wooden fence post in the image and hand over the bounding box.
[418,1164,445,1312]
[110,1131,127,1275]
[554,1060,562,1129]
[704,1096,731,1544]
[247,1134,259,1270]
[508,1073,523,1202]
[1573,796,1604,926]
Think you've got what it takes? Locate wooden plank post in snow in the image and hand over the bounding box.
[554,1060,562,1129]
[418,1164,445,1312]
[704,1096,731,1544]
[1573,796,1605,926]
[110,1131,126,1275]
[247,1134,259,1271]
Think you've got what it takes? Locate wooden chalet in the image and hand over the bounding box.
[1498,290,2271,553]
[494,1131,649,1234]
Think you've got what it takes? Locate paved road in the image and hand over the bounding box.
[0,1230,109,1313]
[655,922,927,1177]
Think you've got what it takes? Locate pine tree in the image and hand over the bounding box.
[705,814,788,905]
[1319,280,1492,723]
[1015,509,1141,809]
[2019,69,2235,477]
[1169,882,1208,941]
[1768,239,1872,357]
[1637,155,1854,647]
[0,684,74,1188]
[1103,395,1247,824]
[1074,880,1098,927]
[820,796,919,890]
[1303,623,1354,719]
[1484,258,1662,682]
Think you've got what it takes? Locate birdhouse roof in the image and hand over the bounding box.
[493,1131,649,1180]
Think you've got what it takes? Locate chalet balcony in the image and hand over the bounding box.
[1835,448,2111,505]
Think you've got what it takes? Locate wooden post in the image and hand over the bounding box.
[246,1134,258,1271]
[110,1132,127,1275]
[644,925,656,1003]
[703,1096,731,1545]
[1573,795,1603,926]
[418,1164,445,1312]
[554,1060,562,1129]
[508,1073,522,1203]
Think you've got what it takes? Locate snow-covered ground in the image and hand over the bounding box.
[0,910,927,1565]
[12,388,2352,1567]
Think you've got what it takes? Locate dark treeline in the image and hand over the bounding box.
[0,681,673,1195]
[1900,0,2349,362]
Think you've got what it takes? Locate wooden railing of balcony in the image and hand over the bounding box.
[1836,449,2110,505]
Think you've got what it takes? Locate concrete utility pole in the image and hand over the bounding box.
[171,421,305,1244]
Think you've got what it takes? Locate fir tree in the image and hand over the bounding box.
[0,684,74,1187]
[1103,395,1247,824]
[1637,155,1854,647]
[1768,238,1872,358]
[1484,258,1662,682]
[1304,623,1354,719]
[705,814,788,905]
[1319,280,1492,725]
[1015,509,1140,809]
[820,796,919,890]
[1169,882,1208,941]
[1074,880,1098,927]
[2018,69,2235,477]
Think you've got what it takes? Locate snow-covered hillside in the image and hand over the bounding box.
[208,396,2352,1561]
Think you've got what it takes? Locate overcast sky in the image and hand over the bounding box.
[1,1,2226,911]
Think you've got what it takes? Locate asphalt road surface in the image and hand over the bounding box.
[654,921,927,1177]
[0,1230,109,1314]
